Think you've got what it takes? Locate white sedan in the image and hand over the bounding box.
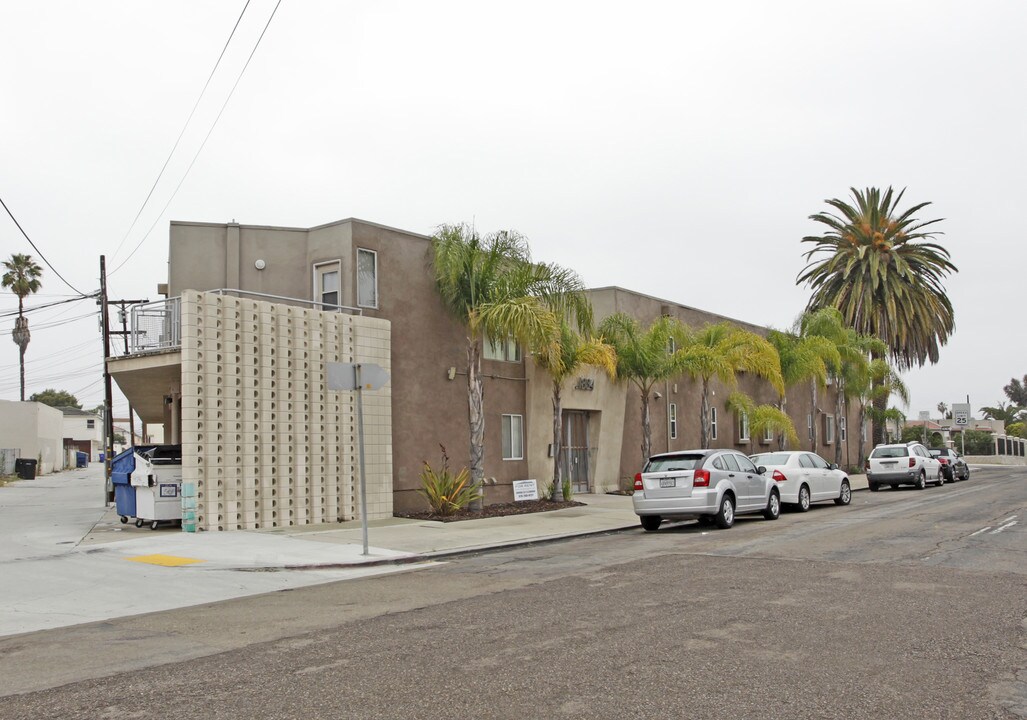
[749,451,851,511]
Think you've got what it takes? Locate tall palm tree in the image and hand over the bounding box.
[2,253,43,401]
[598,313,688,464]
[532,321,617,500]
[430,224,589,510]
[798,187,957,444]
[677,322,785,449]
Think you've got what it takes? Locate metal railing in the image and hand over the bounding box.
[130,297,181,354]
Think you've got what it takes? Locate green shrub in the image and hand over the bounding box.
[561,477,571,502]
[417,446,481,515]
[960,430,995,455]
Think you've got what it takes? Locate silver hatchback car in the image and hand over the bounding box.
[632,448,781,531]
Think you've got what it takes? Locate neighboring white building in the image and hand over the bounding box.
[59,407,104,461]
[0,400,65,474]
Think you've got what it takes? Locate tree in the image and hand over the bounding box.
[28,388,81,408]
[767,328,836,450]
[796,308,849,454]
[798,187,957,445]
[676,322,785,449]
[599,313,688,464]
[2,253,43,401]
[430,223,589,510]
[532,321,617,500]
[725,392,799,451]
[937,401,948,418]
[978,401,1024,425]
[1003,375,1027,407]
[849,357,908,463]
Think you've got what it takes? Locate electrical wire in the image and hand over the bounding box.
[0,311,97,335]
[0,293,98,319]
[110,0,284,276]
[0,195,90,296]
[109,0,253,263]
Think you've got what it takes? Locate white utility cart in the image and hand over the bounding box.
[129,446,183,530]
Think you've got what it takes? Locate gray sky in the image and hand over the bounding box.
[2,0,1025,423]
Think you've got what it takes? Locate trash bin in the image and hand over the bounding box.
[15,458,37,480]
[76,451,88,468]
[111,447,138,523]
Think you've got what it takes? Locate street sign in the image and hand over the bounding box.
[952,402,971,427]
[326,362,390,391]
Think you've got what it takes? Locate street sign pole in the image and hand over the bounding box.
[354,363,369,557]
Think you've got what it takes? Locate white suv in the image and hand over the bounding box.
[865,442,944,491]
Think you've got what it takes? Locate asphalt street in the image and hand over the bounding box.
[0,466,1024,719]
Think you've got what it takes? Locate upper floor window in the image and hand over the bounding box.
[484,336,521,362]
[357,248,378,308]
[86,419,95,429]
[315,261,341,309]
[710,407,718,441]
[738,411,750,442]
[669,403,678,440]
[839,416,847,442]
[807,413,814,440]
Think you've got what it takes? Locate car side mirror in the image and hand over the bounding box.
[757,466,767,475]
[830,463,839,470]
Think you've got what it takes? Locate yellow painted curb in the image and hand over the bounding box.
[125,554,205,567]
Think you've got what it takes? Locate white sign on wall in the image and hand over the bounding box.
[512,479,539,502]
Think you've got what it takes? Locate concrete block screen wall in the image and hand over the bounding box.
[177,291,392,532]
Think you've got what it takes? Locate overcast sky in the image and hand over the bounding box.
[2,0,1024,425]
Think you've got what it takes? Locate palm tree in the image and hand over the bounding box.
[676,322,785,449]
[598,313,688,464]
[979,401,1024,425]
[725,392,799,451]
[798,187,957,445]
[2,253,43,401]
[850,357,909,462]
[430,223,589,510]
[532,321,617,500]
[768,327,838,451]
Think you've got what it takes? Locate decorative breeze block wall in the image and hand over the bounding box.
[178,290,392,532]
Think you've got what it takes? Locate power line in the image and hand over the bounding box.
[109,0,253,263]
[0,195,90,296]
[110,0,284,276]
[0,294,97,319]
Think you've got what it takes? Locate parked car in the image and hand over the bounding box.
[748,451,851,511]
[929,447,970,482]
[632,449,781,531]
[865,442,944,491]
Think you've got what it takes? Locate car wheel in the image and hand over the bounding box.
[797,484,811,512]
[640,515,662,532]
[763,490,781,520]
[962,468,970,481]
[835,479,851,506]
[935,469,945,487]
[914,471,926,490]
[715,495,735,529]
[869,482,880,492]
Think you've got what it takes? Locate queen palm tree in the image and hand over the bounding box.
[677,322,785,449]
[2,253,43,401]
[430,224,589,510]
[768,328,838,451]
[798,187,957,445]
[532,321,617,500]
[598,313,688,464]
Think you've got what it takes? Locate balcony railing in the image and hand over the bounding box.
[126,290,362,355]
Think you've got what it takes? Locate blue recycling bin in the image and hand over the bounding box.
[76,451,88,468]
[111,448,137,521]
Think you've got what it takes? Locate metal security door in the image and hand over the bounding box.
[562,411,592,493]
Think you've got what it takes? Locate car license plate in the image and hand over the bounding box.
[659,478,675,488]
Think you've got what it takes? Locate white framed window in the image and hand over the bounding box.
[502,414,523,460]
[710,407,718,440]
[763,425,774,443]
[314,261,342,309]
[738,412,750,442]
[357,248,378,308]
[824,415,835,444]
[484,336,521,362]
[839,416,847,442]
[669,403,678,440]
[807,413,814,440]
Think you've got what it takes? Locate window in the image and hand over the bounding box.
[809,454,831,470]
[735,454,758,473]
[484,336,521,362]
[315,262,341,308]
[824,415,835,444]
[798,454,816,469]
[762,425,774,443]
[502,414,523,460]
[721,453,740,471]
[357,248,378,308]
[669,403,678,440]
[86,419,95,429]
[807,413,814,440]
[710,407,718,440]
[738,412,750,442]
[668,337,676,354]
[839,416,847,442]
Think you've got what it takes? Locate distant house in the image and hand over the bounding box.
[59,407,104,461]
[0,400,65,474]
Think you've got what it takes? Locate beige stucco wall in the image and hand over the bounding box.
[0,400,65,474]
[178,291,392,532]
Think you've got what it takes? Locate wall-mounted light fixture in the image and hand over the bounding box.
[254,259,266,270]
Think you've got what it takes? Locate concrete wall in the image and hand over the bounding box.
[178,291,393,532]
[0,401,65,474]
